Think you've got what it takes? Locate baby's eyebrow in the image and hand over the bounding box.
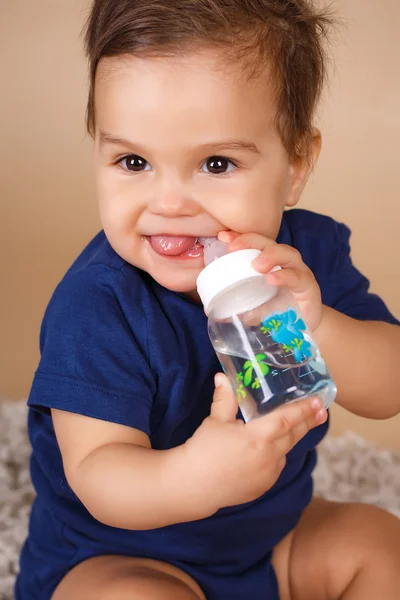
[99,131,137,148]
[99,130,261,155]
[203,140,261,155]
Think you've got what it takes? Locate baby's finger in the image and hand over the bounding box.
[252,244,308,274]
[210,373,240,423]
[217,231,240,243]
[247,396,323,441]
[265,267,315,295]
[274,407,327,456]
[219,232,276,254]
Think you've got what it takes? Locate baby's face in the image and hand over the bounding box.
[93,49,313,297]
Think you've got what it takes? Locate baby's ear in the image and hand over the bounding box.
[285,129,322,207]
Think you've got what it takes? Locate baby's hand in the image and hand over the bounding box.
[184,374,327,512]
[218,231,322,333]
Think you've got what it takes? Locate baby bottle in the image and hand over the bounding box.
[197,238,337,422]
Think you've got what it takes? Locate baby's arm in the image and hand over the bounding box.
[52,408,210,529]
[314,307,400,419]
[52,378,325,530]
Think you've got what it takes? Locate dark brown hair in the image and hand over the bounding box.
[84,0,334,160]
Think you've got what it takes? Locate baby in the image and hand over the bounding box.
[16,1,400,599]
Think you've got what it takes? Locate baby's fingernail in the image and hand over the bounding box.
[215,373,223,387]
[311,397,323,411]
[316,409,327,423]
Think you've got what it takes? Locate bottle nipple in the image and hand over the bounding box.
[198,237,228,266]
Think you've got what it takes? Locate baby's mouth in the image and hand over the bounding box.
[148,235,202,257]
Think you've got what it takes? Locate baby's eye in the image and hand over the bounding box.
[118,155,151,172]
[201,156,237,175]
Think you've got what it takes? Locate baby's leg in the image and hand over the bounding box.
[52,555,205,600]
[272,497,400,600]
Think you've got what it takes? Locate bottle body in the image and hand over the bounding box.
[208,277,336,421]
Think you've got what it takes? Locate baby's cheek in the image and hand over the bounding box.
[215,199,280,238]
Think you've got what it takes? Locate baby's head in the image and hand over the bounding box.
[84,0,332,295]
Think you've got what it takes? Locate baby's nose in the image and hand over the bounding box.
[148,182,200,218]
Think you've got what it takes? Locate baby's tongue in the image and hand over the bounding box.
[149,235,198,256]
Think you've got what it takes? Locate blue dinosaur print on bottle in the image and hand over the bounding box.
[261,307,313,363]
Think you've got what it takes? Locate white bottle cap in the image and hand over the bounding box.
[196,248,277,313]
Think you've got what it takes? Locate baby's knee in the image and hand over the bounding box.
[101,570,202,600]
[346,504,400,568]
[53,557,204,600]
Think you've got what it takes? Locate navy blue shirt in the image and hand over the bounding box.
[25,210,398,577]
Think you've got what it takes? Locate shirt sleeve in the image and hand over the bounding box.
[28,265,156,435]
[330,223,399,325]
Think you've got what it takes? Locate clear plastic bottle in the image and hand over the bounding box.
[197,242,336,422]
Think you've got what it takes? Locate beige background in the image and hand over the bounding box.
[1,1,399,447]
